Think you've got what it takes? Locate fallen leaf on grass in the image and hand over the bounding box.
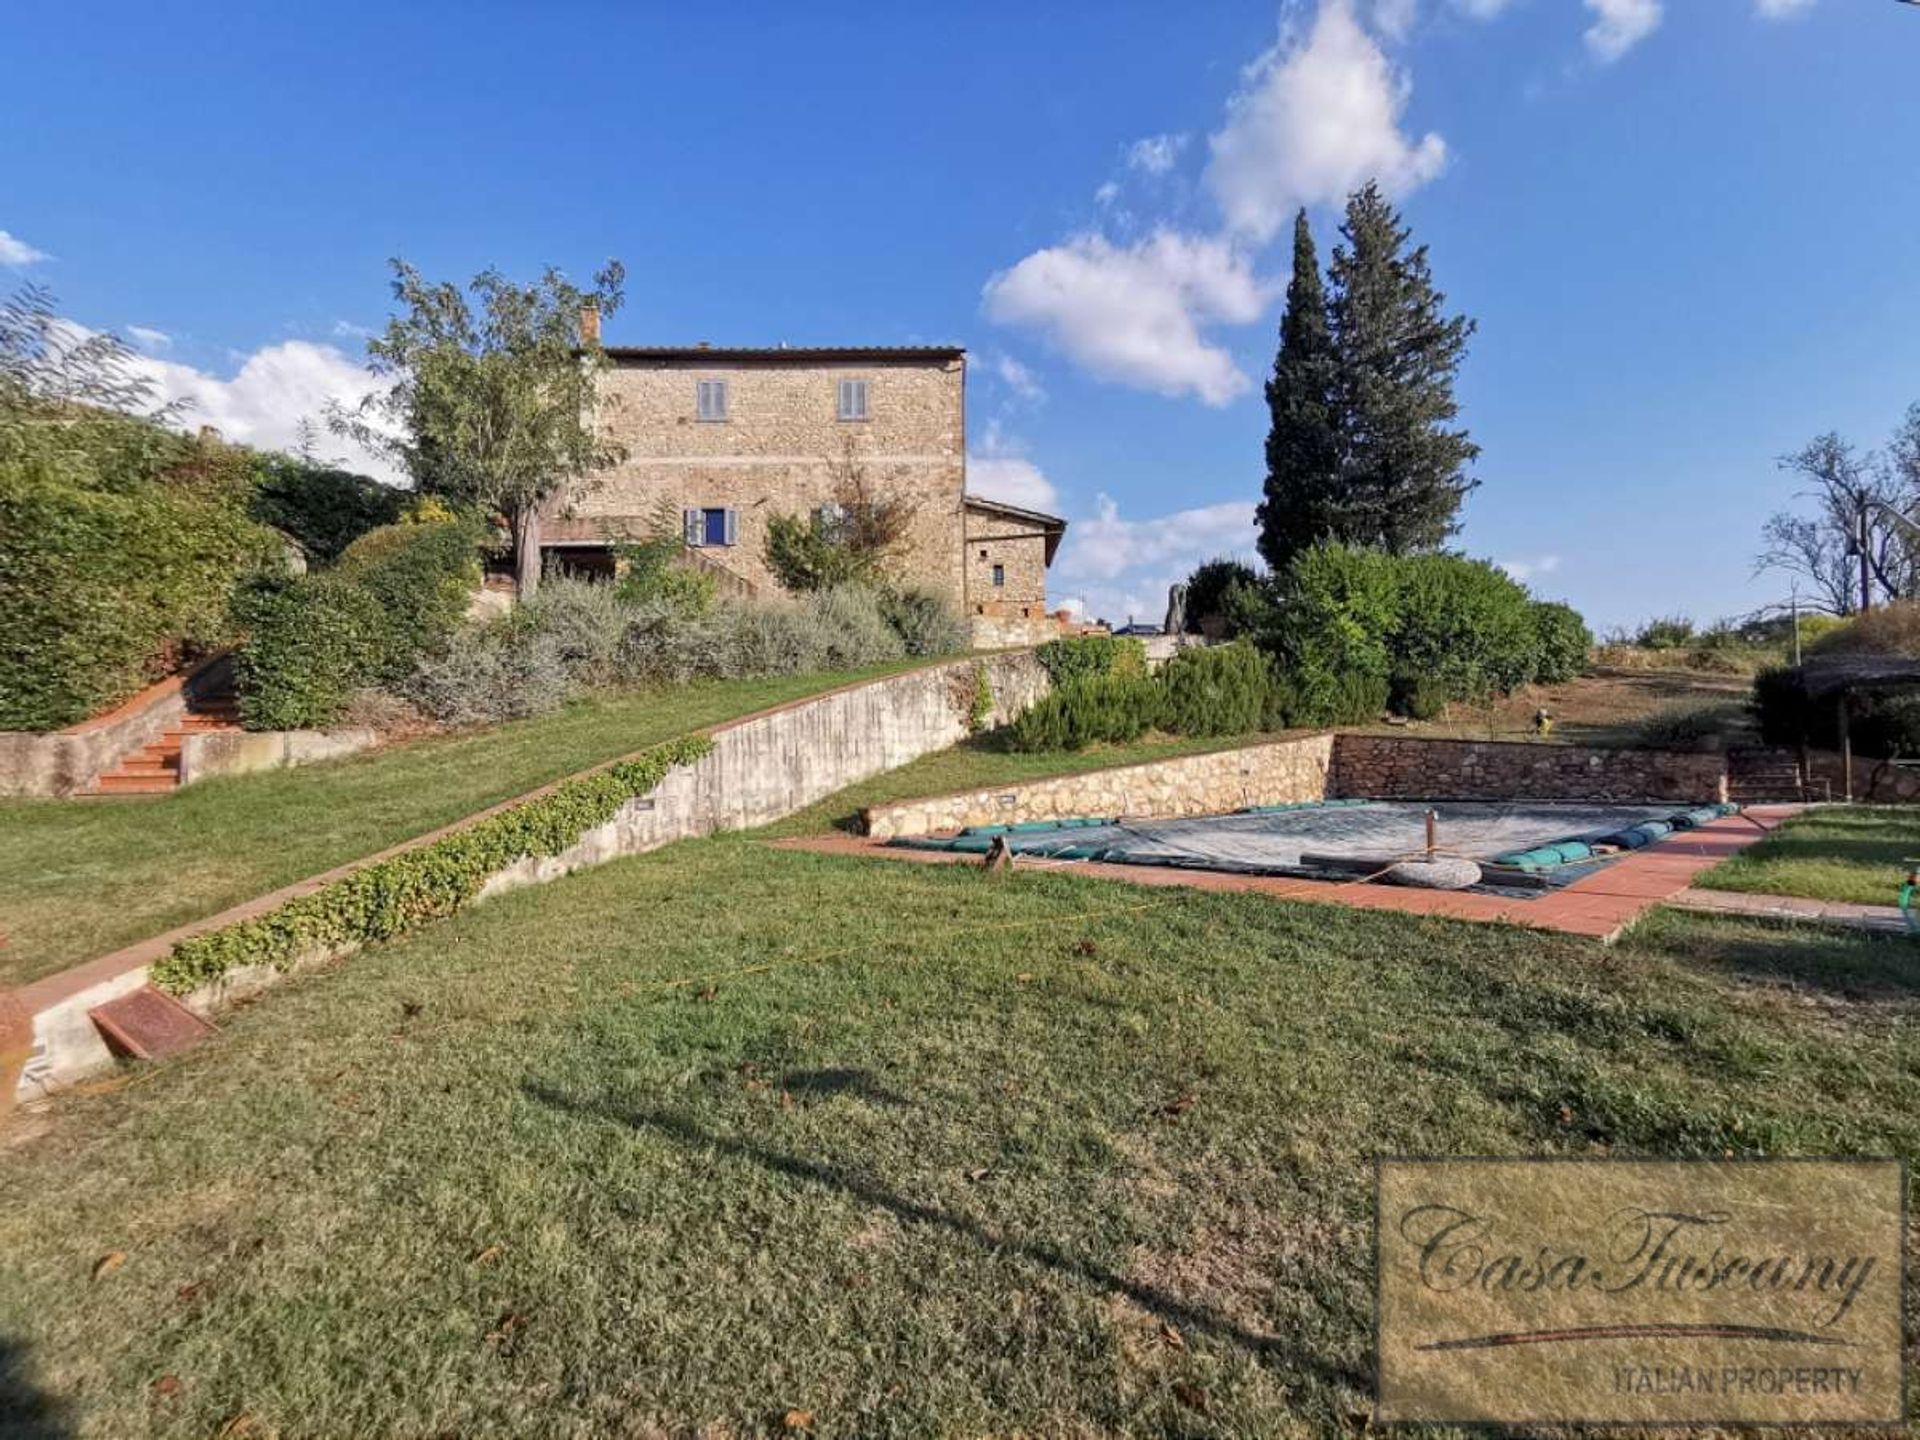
[1158,1092,1198,1120]
[1072,939,1098,956]
[1015,973,1034,984]
[1159,1323,1186,1352]
[485,1311,529,1349]
[470,1244,505,1266]
[150,1375,182,1398]
[696,985,717,1003]
[400,1001,423,1019]
[783,1408,814,1430]
[1172,1381,1209,1413]
[91,1251,126,1281]
[217,1413,262,1437]
[965,1167,994,1183]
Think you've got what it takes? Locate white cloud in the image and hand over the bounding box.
[129,338,401,482]
[1753,0,1813,17]
[982,230,1273,406]
[1125,132,1188,175]
[1498,554,1562,583]
[125,325,171,351]
[968,454,1062,514]
[1582,0,1662,62]
[1204,0,1447,244]
[1453,0,1519,17]
[1093,180,1121,207]
[331,318,375,340]
[0,230,51,267]
[1373,0,1419,40]
[1051,492,1258,627]
[988,352,1046,404]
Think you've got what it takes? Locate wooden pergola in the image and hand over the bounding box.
[1797,655,1920,799]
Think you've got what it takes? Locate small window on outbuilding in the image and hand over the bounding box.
[696,378,729,421]
[837,378,869,421]
[684,507,738,547]
[992,564,1005,588]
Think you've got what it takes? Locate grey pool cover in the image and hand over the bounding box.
[892,800,1732,885]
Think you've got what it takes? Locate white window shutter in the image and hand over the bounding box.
[723,509,738,546]
[683,508,700,545]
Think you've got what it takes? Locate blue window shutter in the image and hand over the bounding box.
[723,509,738,546]
[683,508,701,545]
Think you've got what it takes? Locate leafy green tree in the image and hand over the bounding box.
[1257,211,1344,570]
[1327,183,1478,553]
[340,259,627,598]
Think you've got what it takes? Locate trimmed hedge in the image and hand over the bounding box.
[333,518,484,684]
[1008,672,1164,752]
[151,734,714,995]
[1035,634,1148,687]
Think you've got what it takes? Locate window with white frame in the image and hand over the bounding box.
[696,378,729,421]
[683,507,737,547]
[836,378,869,421]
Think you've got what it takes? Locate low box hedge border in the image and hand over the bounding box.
[150,734,714,995]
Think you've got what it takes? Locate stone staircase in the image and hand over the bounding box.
[1725,746,1805,805]
[85,693,242,796]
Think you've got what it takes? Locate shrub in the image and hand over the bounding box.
[152,734,712,995]
[332,518,482,684]
[233,574,390,730]
[1265,545,1400,724]
[514,577,628,689]
[247,455,405,563]
[1035,634,1148,687]
[1807,600,1920,659]
[0,438,281,730]
[1388,669,1449,721]
[407,621,573,727]
[1530,601,1593,684]
[798,586,908,670]
[878,586,968,657]
[1393,553,1541,699]
[1632,702,1746,753]
[1159,641,1273,737]
[614,534,717,614]
[1753,664,1920,758]
[1634,615,1696,651]
[968,661,993,734]
[1181,558,1261,635]
[1008,672,1164,752]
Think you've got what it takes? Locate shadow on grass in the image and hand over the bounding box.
[0,1337,70,1439]
[781,1067,910,1106]
[1680,924,1920,1003]
[522,1081,1362,1392]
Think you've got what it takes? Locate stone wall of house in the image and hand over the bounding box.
[861,734,1336,840]
[970,612,1070,650]
[963,505,1049,609]
[551,354,967,603]
[1331,735,1728,803]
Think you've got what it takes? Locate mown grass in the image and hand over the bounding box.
[762,728,1292,838]
[0,665,921,987]
[1695,804,1920,907]
[1,838,1915,1436]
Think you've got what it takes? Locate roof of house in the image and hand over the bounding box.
[963,493,1068,565]
[603,345,964,364]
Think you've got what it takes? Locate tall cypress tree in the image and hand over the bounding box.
[1327,182,1479,554]
[1256,210,1344,572]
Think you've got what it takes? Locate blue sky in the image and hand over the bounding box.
[5,0,1916,630]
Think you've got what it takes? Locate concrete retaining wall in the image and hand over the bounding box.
[178,727,378,786]
[862,733,1335,840]
[0,654,232,798]
[14,651,1049,1101]
[1331,734,1728,804]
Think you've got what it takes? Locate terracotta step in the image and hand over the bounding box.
[116,756,181,778]
[90,774,177,795]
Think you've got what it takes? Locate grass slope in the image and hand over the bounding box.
[1694,804,1920,907]
[1,837,1914,1436]
[0,665,919,987]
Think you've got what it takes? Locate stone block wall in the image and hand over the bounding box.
[178,727,378,786]
[963,503,1049,609]
[861,733,1335,840]
[1331,735,1728,803]
[970,612,1070,650]
[553,353,967,603]
[0,654,230,798]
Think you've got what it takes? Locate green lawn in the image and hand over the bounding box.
[1694,804,1920,907]
[0,664,921,988]
[2,836,1915,1436]
[762,728,1296,838]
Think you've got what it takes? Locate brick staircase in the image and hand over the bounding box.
[1725,746,1805,805]
[85,693,242,797]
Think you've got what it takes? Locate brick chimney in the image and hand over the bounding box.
[579,301,601,348]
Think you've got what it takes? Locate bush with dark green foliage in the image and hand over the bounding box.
[1008,672,1164,752]
[614,535,718,614]
[1264,544,1400,723]
[1034,634,1148,687]
[1753,665,1920,758]
[247,455,406,563]
[1393,552,1541,700]
[1158,641,1273,737]
[331,518,483,684]
[0,413,282,730]
[1530,601,1593,683]
[232,574,390,730]
[1387,669,1449,722]
[1634,615,1697,651]
[150,734,713,995]
[1181,558,1262,634]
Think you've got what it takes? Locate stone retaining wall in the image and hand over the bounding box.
[861,733,1335,839]
[0,654,232,798]
[178,727,379,786]
[1331,734,1728,804]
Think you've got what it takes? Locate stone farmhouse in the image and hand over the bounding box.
[539,331,1068,646]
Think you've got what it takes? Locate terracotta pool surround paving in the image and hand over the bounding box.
[776,806,1799,942]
